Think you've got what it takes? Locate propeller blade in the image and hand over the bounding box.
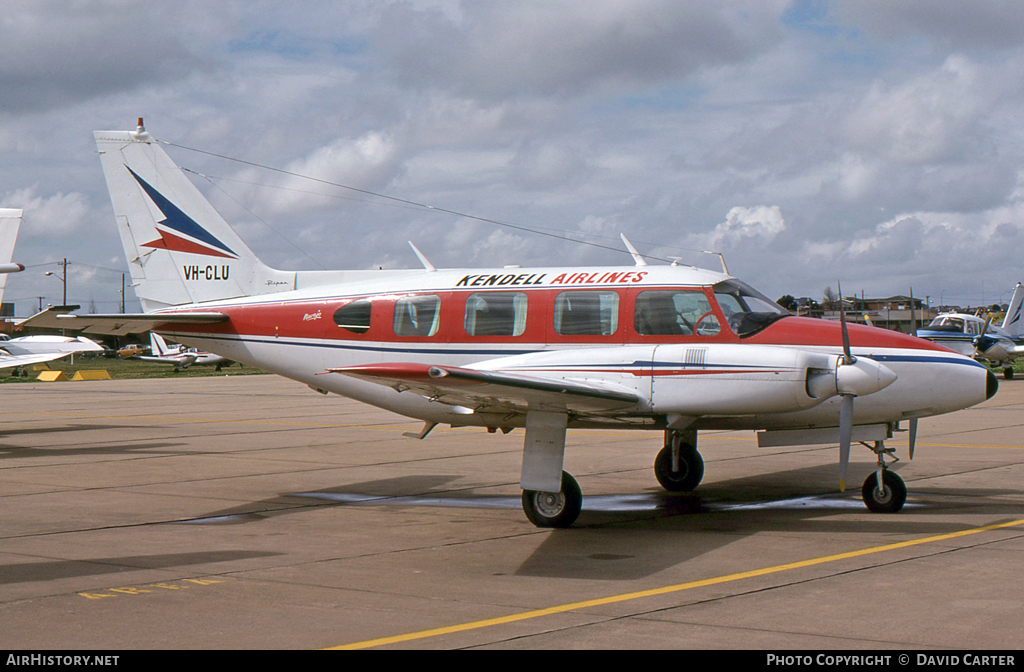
[973,315,994,354]
[908,418,918,460]
[838,394,854,491]
[838,281,854,365]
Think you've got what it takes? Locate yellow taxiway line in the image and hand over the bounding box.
[330,518,1024,649]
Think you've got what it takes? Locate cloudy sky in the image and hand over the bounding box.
[3,0,1024,314]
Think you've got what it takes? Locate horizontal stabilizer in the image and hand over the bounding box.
[17,305,228,336]
[326,362,640,415]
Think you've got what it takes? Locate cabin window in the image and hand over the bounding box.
[333,300,372,334]
[634,290,720,336]
[553,291,619,336]
[464,292,528,336]
[391,295,440,336]
[394,295,441,337]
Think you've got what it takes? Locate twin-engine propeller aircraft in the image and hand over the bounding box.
[917,283,1024,380]
[135,331,232,371]
[22,121,999,527]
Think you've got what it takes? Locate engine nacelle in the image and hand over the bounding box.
[649,344,847,416]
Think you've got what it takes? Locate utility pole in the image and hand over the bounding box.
[44,258,69,305]
[44,258,69,336]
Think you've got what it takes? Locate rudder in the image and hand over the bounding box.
[1001,282,1023,338]
[95,120,294,311]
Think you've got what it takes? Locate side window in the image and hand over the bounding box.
[464,292,528,336]
[393,295,441,337]
[553,291,619,336]
[333,299,372,334]
[635,290,720,337]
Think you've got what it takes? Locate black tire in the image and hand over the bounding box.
[861,470,907,513]
[654,444,704,492]
[522,471,582,528]
[1004,368,1014,380]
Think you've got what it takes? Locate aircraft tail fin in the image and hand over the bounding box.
[94,120,295,312]
[0,209,24,302]
[1001,282,1024,338]
[150,331,172,357]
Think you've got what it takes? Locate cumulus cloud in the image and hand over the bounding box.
[237,131,405,216]
[0,1,216,113]
[0,187,89,236]
[706,205,785,248]
[843,56,990,164]
[375,0,786,100]
[834,0,1024,50]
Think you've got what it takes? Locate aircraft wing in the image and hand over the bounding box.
[16,305,228,336]
[326,362,641,415]
[0,350,79,370]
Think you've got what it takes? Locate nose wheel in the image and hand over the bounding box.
[859,440,907,513]
[862,470,906,513]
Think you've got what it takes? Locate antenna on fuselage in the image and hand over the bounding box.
[620,234,647,267]
[702,250,729,274]
[408,241,436,272]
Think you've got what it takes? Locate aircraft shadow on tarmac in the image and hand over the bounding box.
[0,551,279,586]
[176,475,469,524]
[0,423,142,439]
[515,464,1024,581]
[0,438,187,460]
[175,466,1024,581]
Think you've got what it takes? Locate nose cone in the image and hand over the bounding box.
[987,370,999,400]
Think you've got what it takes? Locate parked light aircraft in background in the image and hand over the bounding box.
[0,209,107,370]
[21,121,999,527]
[135,331,231,371]
[917,283,1024,379]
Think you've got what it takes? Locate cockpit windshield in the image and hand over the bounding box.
[713,280,790,337]
[927,316,965,331]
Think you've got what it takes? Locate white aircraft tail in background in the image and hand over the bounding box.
[1000,282,1023,338]
[0,209,107,369]
[0,208,26,282]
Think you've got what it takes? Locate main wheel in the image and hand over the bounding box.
[522,471,582,528]
[654,444,704,492]
[1004,368,1014,380]
[861,470,907,513]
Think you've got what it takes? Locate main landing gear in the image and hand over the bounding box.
[859,440,907,513]
[654,429,704,492]
[522,471,582,528]
[518,428,707,528]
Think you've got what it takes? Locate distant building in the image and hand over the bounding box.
[823,294,935,333]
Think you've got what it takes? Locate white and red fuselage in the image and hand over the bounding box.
[151,264,996,434]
